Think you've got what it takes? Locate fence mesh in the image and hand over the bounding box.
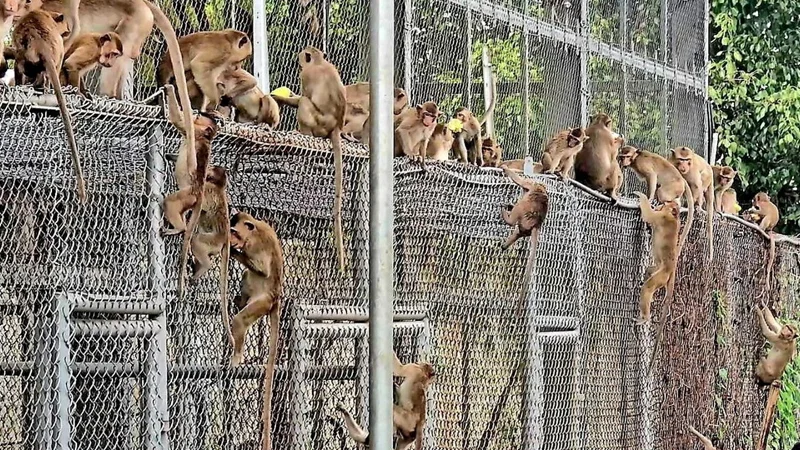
[0,84,794,450]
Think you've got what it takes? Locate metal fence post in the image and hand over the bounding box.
[579,0,589,125]
[368,0,395,448]
[54,294,72,450]
[144,124,169,450]
[252,0,272,92]
[403,0,414,101]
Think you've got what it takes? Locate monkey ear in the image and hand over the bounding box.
[244,221,255,231]
[415,104,423,113]
[99,33,112,44]
[50,12,65,22]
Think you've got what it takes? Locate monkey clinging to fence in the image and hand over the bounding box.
[500,165,548,251]
[754,304,797,385]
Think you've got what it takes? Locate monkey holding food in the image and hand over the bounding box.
[573,113,625,202]
[538,127,589,178]
[754,304,798,385]
[228,211,284,450]
[743,192,779,232]
[337,352,435,450]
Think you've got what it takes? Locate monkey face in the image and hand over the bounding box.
[99,47,123,68]
[195,113,221,140]
[780,325,798,341]
[674,154,692,174]
[393,89,408,114]
[205,166,227,187]
[230,212,257,250]
[617,146,639,167]
[754,192,771,205]
[419,363,435,383]
[662,202,680,219]
[2,0,19,15]
[417,103,439,127]
[298,46,324,66]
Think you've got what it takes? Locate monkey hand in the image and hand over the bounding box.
[335,404,347,414]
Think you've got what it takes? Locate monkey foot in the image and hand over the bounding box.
[230,354,243,367]
[634,317,650,326]
[342,133,359,143]
[161,226,184,236]
[335,404,346,413]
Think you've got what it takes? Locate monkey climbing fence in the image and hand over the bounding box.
[0,87,793,450]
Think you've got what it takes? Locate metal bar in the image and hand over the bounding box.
[72,320,158,338]
[464,9,473,108]
[252,0,271,91]
[579,0,589,125]
[54,294,72,450]
[448,0,703,89]
[368,0,395,447]
[304,312,425,322]
[72,299,162,315]
[145,124,169,450]
[403,0,414,101]
[481,45,495,137]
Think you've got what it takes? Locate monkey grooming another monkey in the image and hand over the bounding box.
[229,211,284,450]
[60,32,123,97]
[184,66,257,112]
[12,9,87,203]
[500,165,548,250]
[272,46,346,272]
[755,305,798,385]
[157,29,252,112]
[688,426,717,450]
[618,146,694,251]
[574,113,625,202]
[337,352,435,450]
[216,69,281,128]
[539,127,589,179]
[670,146,715,260]
[712,165,737,212]
[394,101,441,164]
[634,192,679,325]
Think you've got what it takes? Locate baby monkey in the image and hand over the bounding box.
[500,165,548,250]
[635,192,679,325]
[61,32,124,98]
[755,305,798,385]
[538,127,589,178]
[744,192,779,232]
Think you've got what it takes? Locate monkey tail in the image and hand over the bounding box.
[647,261,678,376]
[331,127,345,273]
[220,222,233,347]
[261,307,281,450]
[479,71,497,129]
[705,185,714,261]
[687,425,714,448]
[177,144,209,301]
[678,180,694,254]
[336,405,370,444]
[45,58,86,203]
[143,0,196,164]
[765,232,776,295]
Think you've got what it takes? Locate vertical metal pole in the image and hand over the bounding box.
[521,16,530,156]
[579,0,589,125]
[54,294,72,450]
[660,0,668,153]
[619,0,628,133]
[464,9,473,109]
[145,125,169,450]
[481,45,495,137]
[403,0,413,101]
[702,0,710,159]
[252,0,272,92]
[368,0,395,446]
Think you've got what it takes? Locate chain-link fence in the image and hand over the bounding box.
[0,86,794,450]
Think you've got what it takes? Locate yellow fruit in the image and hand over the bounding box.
[270,86,293,98]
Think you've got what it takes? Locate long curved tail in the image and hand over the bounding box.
[220,224,233,346]
[331,127,345,272]
[261,308,281,450]
[678,180,694,254]
[336,405,369,444]
[705,185,714,261]
[46,58,86,203]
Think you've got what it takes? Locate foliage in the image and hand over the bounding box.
[709,0,800,234]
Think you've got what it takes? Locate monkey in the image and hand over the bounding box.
[425,123,454,161]
[228,211,284,450]
[618,146,694,251]
[634,192,680,325]
[0,0,23,76]
[669,146,715,260]
[271,46,346,273]
[26,0,198,145]
[745,192,779,232]
[502,159,527,172]
[754,305,798,385]
[60,32,123,98]
[392,102,441,164]
[161,86,223,312]
[719,188,739,215]
[342,82,408,141]
[451,74,497,166]
[184,66,258,112]
[687,426,717,450]
[500,164,548,251]
[481,137,502,168]
[336,352,435,450]
[573,113,625,202]
[539,127,589,178]
[11,9,87,203]
[712,165,737,212]
[157,29,252,112]
[217,70,281,128]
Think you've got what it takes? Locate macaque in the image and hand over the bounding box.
[425,124,454,161]
[481,137,502,168]
[272,46,346,272]
[502,159,526,172]
[394,102,441,163]
[451,74,497,166]
[342,82,408,140]
[539,127,589,178]
[712,165,737,212]
[635,192,679,325]
[688,426,717,450]
[669,146,715,260]
[618,146,694,250]
[184,66,256,112]
[745,192,779,232]
[157,29,252,112]
[208,67,281,128]
[337,352,435,450]
[0,0,23,76]
[719,188,739,215]
[574,113,625,201]
[500,165,548,250]
[229,211,284,450]
[12,9,86,203]
[755,305,798,385]
[60,32,123,97]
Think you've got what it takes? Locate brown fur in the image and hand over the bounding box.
[218,69,280,128]
[574,113,625,201]
[502,159,526,172]
[539,127,589,178]
[755,305,797,384]
[747,192,779,232]
[12,9,86,203]
[634,192,679,325]
[712,165,737,212]
[229,211,284,450]
[342,82,407,140]
[719,188,738,215]
[425,123,454,161]
[0,0,24,75]
[688,426,717,450]
[669,146,715,260]
[60,32,123,97]
[394,101,441,164]
[481,137,502,168]
[157,29,252,112]
[500,165,548,250]
[272,46,346,272]
[451,74,497,166]
[337,352,435,450]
